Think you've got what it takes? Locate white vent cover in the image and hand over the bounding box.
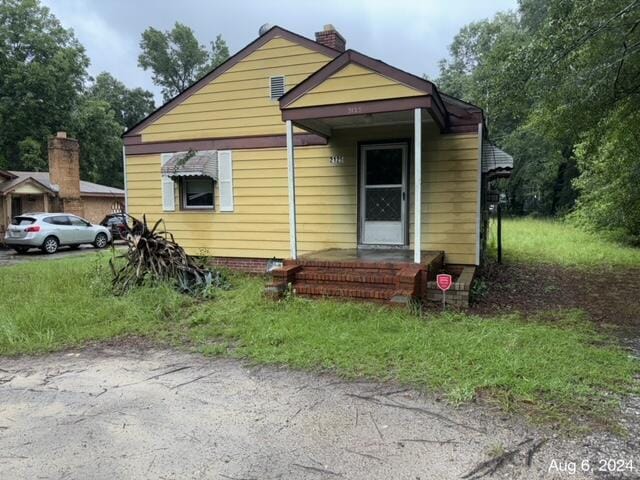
[270,75,285,100]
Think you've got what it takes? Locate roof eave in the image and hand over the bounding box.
[123,25,341,139]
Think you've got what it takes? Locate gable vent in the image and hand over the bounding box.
[270,75,285,100]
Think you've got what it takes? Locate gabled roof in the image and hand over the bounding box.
[123,25,341,138]
[279,49,443,108]
[278,49,449,130]
[0,171,125,197]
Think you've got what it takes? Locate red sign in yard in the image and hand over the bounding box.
[436,274,453,291]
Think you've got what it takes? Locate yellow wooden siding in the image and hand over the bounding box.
[127,149,290,258]
[286,63,424,108]
[410,128,479,265]
[127,128,479,264]
[139,37,333,142]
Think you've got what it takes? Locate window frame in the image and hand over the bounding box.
[180,176,215,211]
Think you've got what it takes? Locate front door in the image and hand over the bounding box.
[360,143,408,245]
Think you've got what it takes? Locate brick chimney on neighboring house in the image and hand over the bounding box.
[48,131,84,217]
[315,24,346,51]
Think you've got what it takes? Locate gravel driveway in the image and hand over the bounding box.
[1,346,637,479]
[0,244,123,267]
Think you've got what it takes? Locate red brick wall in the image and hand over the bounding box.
[208,256,272,274]
[315,27,346,51]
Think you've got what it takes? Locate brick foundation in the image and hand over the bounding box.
[425,265,476,308]
[208,256,274,274]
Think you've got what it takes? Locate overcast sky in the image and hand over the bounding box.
[41,0,517,104]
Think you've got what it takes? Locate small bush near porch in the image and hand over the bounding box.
[0,252,637,431]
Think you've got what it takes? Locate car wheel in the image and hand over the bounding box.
[93,232,108,249]
[14,246,29,254]
[42,236,59,254]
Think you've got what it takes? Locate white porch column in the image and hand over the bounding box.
[286,120,298,259]
[413,108,422,264]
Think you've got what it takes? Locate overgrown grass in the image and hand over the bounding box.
[187,276,638,428]
[488,217,640,267]
[0,254,191,355]
[0,254,637,429]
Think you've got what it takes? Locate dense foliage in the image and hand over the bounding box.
[437,0,640,241]
[138,22,230,101]
[0,1,229,189]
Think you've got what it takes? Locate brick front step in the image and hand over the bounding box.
[293,283,405,300]
[295,270,398,286]
[284,258,404,272]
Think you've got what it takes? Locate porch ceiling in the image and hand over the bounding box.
[291,108,435,138]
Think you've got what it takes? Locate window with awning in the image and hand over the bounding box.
[159,150,234,213]
[160,151,218,179]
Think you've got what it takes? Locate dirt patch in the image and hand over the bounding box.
[471,262,640,327]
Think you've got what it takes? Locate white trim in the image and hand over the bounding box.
[476,122,483,266]
[359,143,408,246]
[122,145,128,213]
[218,150,234,212]
[160,153,175,212]
[286,120,297,259]
[414,108,422,264]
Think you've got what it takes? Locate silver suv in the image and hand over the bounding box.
[4,213,112,254]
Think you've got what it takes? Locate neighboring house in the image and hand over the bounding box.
[0,132,125,237]
[123,25,511,303]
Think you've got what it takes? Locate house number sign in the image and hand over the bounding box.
[330,155,344,165]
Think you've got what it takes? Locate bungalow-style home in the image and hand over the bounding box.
[123,25,512,305]
[0,132,125,237]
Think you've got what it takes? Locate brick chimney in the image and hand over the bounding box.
[48,131,83,216]
[315,24,346,51]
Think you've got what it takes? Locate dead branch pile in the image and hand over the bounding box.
[110,214,226,295]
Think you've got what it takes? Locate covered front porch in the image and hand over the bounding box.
[0,184,54,237]
[267,50,482,304]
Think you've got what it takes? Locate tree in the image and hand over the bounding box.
[88,72,155,129]
[18,137,46,171]
[138,22,230,101]
[70,99,124,188]
[206,34,230,73]
[571,100,640,243]
[436,0,640,233]
[0,0,89,169]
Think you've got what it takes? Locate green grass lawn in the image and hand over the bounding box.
[0,253,637,430]
[489,217,640,267]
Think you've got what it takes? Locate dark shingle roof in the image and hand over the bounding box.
[0,171,124,197]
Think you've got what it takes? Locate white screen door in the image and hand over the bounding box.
[360,143,408,245]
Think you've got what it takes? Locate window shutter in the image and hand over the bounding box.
[218,150,234,212]
[160,153,175,211]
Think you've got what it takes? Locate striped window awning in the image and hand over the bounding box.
[482,141,513,178]
[161,151,218,179]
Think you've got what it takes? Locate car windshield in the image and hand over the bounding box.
[11,216,35,226]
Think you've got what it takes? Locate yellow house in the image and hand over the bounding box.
[123,25,510,304]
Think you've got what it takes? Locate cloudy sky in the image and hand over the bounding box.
[41,0,517,104]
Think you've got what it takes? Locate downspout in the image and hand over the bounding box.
[122,144,128,213]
